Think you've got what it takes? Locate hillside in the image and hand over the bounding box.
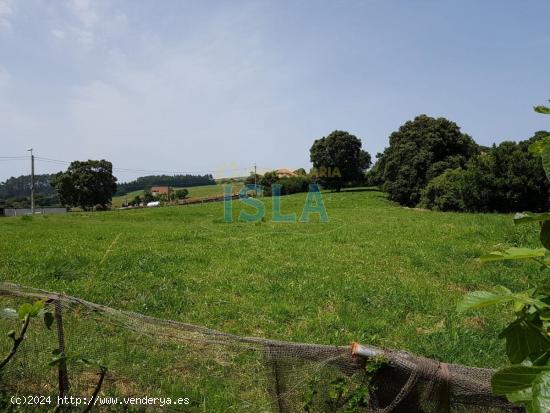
[0,174,60,207]
[111,182,244,207]
[115,174,216,195]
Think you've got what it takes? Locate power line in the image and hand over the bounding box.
[0,154,255,176]
[33,156,254,175]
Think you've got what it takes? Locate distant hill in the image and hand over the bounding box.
[0,174,61,208]
[0,172,217,207]
[116,174,216,195]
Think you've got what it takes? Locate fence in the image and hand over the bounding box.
[1,208,67,217]
[0,283,521,412]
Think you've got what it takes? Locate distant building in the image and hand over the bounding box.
[150,186,172,196]
[275,168,296,178]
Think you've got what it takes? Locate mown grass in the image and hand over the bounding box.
[0,188,544,409]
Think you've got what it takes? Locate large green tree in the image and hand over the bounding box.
[309,130,371,192]
[379,114,478,206]
[52,160,117,210]
[420,131,550,212]
[461,132,550,212]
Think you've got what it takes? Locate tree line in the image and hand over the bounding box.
[366,114,550,212]
[116,174,215,195]
[0,174,61,208]
[0,165,215,210]
[4,115,548,213]
[255,115,550,214]
[246,130,372,196]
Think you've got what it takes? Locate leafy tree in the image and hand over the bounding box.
[364,153,385,187]
[276,176,311,195]
[419,168,466,211]
[421,133,550,212]
[259,171,279,190]
[0,174,61,207]
[143,190,155,203]
[116,174,214,195]
[293,168,307,176]
[310,130,371,192]
[245,172,261,186]
[131,195,142,206]
[175,189,189,199]
[461,134,550,212]
[379,115,478,206]
[52,160,117,210]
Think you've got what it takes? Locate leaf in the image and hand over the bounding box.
[457,290,515,313]
[49,349,67,367]
[29,301,43,317]
[535,105,550,115]
[506,386,533,403]
[17,303,34,319]
[541,222,550,251]
[514,213,550,225]
[0,308,18,320]
[479,247,546,262]
[542,145,550,183]
[492,365,550,395]
[457,288,547,313]
[499,320,550,364]
[43,311,54,330]
[530,137,550,154]
[18,301,44,319]
[533,371,550,413]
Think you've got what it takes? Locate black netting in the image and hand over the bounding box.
[0,283,521,412]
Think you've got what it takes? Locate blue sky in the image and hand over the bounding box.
[1,0,550,182]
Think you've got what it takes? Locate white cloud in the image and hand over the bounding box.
[0,0,13,30]
[73,27,94,45]
[66,0,97,28]
[0,65,11,88]
[51,28,65,39]
[57,1,126,46]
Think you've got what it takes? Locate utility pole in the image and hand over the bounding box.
[254,163,257,197]
[27,148,34,215]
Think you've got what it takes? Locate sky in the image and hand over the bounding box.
[1,0,550,182]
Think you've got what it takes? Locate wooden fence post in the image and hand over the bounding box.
[55,299,70,398]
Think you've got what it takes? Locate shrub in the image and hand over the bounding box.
[277,176,311,195]
[175,189,189,199]
[259,171,279,189]
[419,168,466,211]
[259,173,311,196]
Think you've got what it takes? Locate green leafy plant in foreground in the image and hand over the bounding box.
[0,301,107,412]
[303,356,387,412]
[0,300,52,370]
[458,101,550,412]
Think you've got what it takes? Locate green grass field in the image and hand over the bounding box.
[0,189,542,368]
[1,188,546,410]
